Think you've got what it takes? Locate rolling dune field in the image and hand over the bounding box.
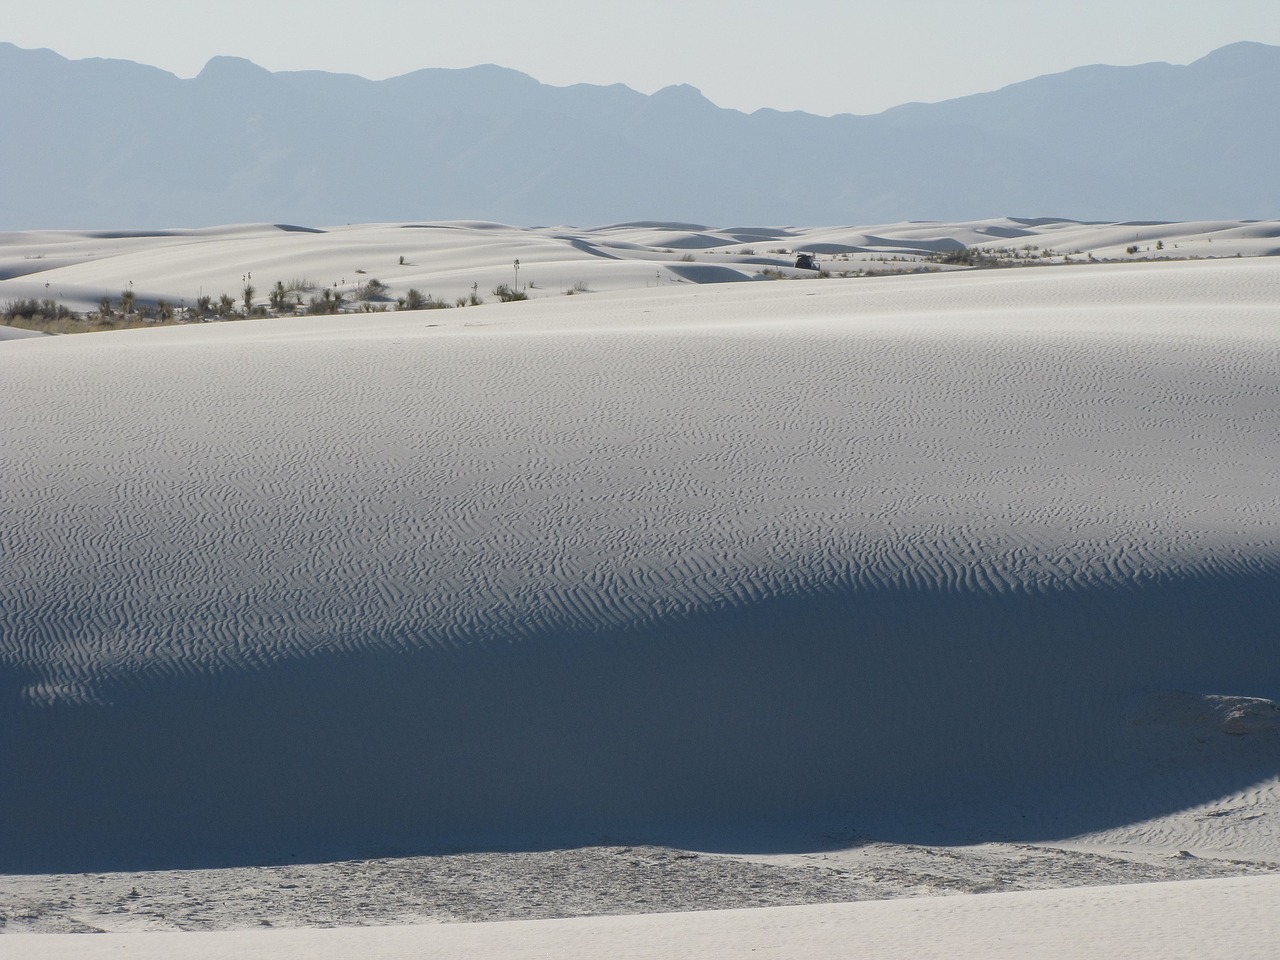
[2,222,1278,951]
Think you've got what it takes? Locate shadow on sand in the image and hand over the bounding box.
[3,568,1278,873]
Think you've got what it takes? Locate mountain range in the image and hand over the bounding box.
[2,40,1277,228]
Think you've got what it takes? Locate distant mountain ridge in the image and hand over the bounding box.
[2,41,1277,228]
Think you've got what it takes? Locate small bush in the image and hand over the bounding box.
[398,288,449,310]
[269,281,289,312]
[354,278,390,301]
[493,284,527,302]
[306,289,345,315]
[935,247,978,266]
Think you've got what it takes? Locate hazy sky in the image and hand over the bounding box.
[5,0,1279,116]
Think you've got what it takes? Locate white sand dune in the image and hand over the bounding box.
[2,217,1277,315]
[0,324,46,340]
[2,222,1279,960]
[3,237,1278,877]
[9,876,1280,959]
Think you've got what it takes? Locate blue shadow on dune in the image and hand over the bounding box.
[2,566,1278,873]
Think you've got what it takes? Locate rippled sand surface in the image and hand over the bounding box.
[2,255,1277,891]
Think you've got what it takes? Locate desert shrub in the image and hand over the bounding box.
[933,247,978,266]
[268,281,289,312]
[305,289,345,315]
[1,298,183,335]
[3,298,79,325]
[492,284,527,302]
[679,253,696,262]
[354,278,390,301]
[1126,245,1139,255]
[398,288,449,310]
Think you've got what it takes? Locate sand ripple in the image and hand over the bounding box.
[1,259,1277,870]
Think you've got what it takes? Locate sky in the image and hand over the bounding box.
[4,0,1279,116]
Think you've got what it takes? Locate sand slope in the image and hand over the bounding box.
[2,249,1279,873]
[8,876,1280,960]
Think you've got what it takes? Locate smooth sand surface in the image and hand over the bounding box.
[9,877,1280,959]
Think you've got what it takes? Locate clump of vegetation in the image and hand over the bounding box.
[928,246,992,267]
[3,297,159,334]
[492,284,527,302]
[3,298,78,324]
[353,278,390,301]
[306,289,345,315]
[759,266,831,280]
[269,281,290,313]
[398,289,449,310]
[564,280,590,295]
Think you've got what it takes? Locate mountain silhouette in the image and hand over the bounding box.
[1,41,1276,228]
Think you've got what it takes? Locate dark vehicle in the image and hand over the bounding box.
[794,253,819,270]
